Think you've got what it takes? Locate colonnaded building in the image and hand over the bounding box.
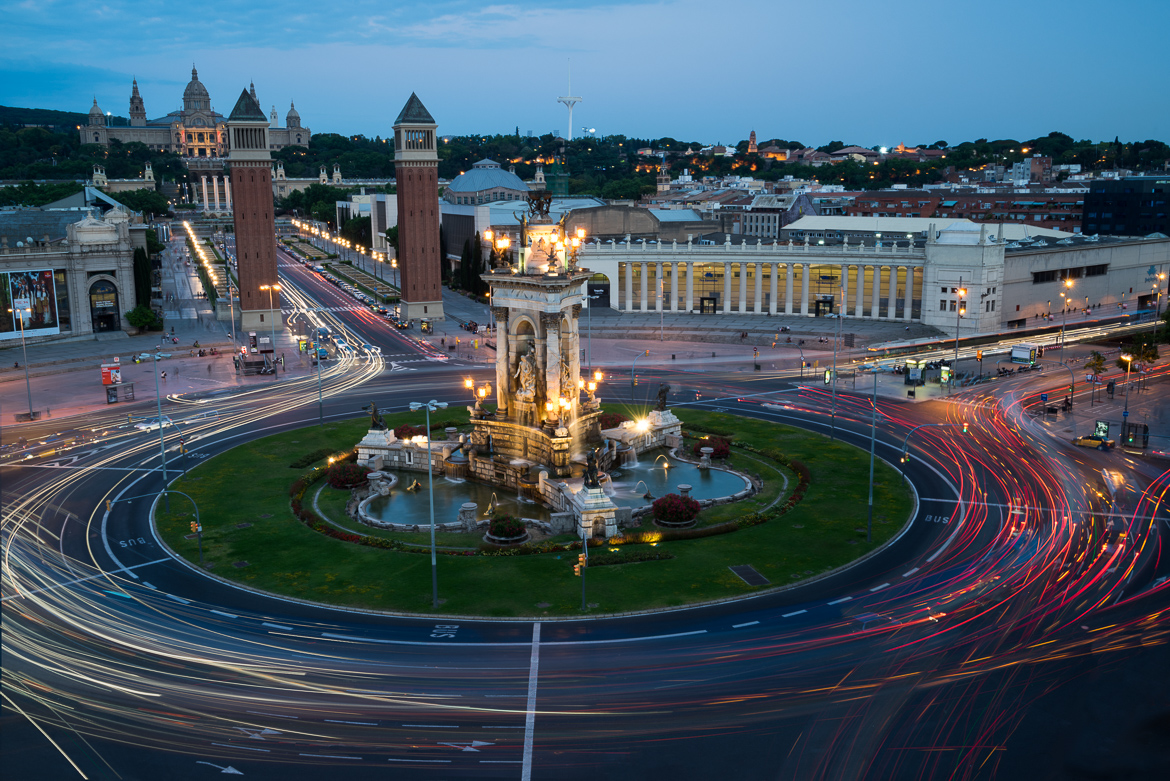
[564,218,1170,336]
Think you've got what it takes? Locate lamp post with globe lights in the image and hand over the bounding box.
[409,399,449,609]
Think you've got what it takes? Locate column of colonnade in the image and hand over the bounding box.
[800,263,810,316]
[655,262,663,312]
[225,177,232,210]
[904,268,914,320]
[201,176,209,209]
[769,263,778,315]
[640,262,648,311]
[722,262,731,313]
[670,262,679,312]
[785,263,794,315]
[685,261,694,313]
[212,175,221,211]
[624,262,633,312]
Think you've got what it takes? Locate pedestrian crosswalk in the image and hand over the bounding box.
[282,306,366,314]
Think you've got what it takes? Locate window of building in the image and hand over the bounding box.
[1085,264,1108,277]
[1033,270,1058,284]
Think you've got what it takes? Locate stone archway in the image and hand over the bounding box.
[89,279,121,332]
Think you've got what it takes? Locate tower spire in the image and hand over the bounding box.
[557,59,581,141]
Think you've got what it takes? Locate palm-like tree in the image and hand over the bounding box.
[1085,350,1106,404]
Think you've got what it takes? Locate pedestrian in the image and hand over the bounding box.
[208,364,212,375]
[161,370,167,382]
[13,362,17,369]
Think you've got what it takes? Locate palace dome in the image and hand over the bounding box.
[286,100,301,128]
[88,98,105,124]
[183,65,210,106]
[446,159,529,195]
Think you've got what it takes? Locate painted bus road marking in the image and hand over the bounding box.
[439,741,494,752]
[119,537,151,548]
[923,515,951,524]
[430,624,459,638]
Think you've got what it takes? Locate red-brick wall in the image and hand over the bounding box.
[231,161,279,312]
[395,161,441,304]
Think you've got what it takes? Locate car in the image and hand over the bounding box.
[360,343,380,355]
[1072,434,1115,451]
[135,416,174,432]
[335,341,349,352]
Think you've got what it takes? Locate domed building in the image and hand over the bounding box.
[443,159,529,205]
[80,66,310,158]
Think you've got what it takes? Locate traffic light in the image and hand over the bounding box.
[106,499,112,512]
[962,422,969,434]
[900,449,908,464]
[633,375,638,386]
[179,438,186,454]
[976,350,983,362]
[190,521,200,534]
[1107,380,1115,395]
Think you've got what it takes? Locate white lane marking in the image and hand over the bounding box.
[166,593,191,604]
[263,622,294,631]
[732,621,759,628]
[212,743,269,752]
[869,583,890,592]
[828,597,852,605]
[211,609,238,618]
[402,724,457,728]
[247,711,297,719]
[522,622,541,781]
[782,610,807,617]
[903,567,920,577]
[482,760,523,763]
[1,558,171,602]
[142,581,157,589]
[481,725,525,729]
[484,694,527,698]
[319,628,707,648]
[325,720,377,726]
[387,758,450,763]
[299,753,361,760]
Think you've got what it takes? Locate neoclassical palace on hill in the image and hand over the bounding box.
[81,66,310,157]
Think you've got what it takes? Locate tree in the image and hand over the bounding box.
[125,304,161,331]
[385,225,399,254]
[110,187,170,218]
[340,215,371,248]
[1085,350,1106,403]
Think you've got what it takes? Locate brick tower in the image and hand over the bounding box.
[393,93,444,322]
[227,88,279,333]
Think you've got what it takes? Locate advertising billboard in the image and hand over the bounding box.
[0,269,60,341]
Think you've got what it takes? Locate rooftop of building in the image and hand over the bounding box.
[0,207,101,244]
[445,159,530,195]
[783,215,1074,239]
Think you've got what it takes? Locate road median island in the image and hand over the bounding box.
[154,409,912,617]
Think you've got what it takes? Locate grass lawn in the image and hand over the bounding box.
[156,409,911,616]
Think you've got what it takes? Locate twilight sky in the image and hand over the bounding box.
[3,0,1167,147]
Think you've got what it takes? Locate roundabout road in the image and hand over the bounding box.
[4,304,1167,779]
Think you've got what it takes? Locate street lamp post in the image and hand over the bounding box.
[830,288,842,440]
[1120,353,1133,414]
[409,400,448,610]
[1060,278,1073,365]
[586,292,601,371]
[950,279,966,394]
[153,351,170,512]
[866,369,877,543]
[7,307,34,418]
[259,283,282,377]
[631,349,649,391]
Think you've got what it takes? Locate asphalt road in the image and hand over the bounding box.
[3,261,1167,780]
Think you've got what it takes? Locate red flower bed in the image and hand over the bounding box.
[652,493,701,526]
[692,436,731,459]
[599,412,630,429]
[394,424,427,439]
[326,462,370,489]
[488,515,526,538]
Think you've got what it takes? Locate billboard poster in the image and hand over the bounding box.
[0,269,60,341]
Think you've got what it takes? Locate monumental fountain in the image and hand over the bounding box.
[349,196,750,540]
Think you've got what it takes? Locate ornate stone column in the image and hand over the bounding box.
[640,262,648,311]
[542,311,561,419]
[670,261,679,312]
[212,174,221,212]
[722,262,732,313]
[738,262,747,312]
[855,265,865,317]
[753,262,763,313]
[800,263,810,317]
[624,262,633,312]
[685,261,695,313]
[655,261,663,312]
[493,306,509,414]
[886,267,897,319]
[569,304,582,414]
[904,267,914,321]
[769,263,778,315]
[785,263,794,315]
[224,177,232,210]
[201,175,209,208]
[871,265,882,318]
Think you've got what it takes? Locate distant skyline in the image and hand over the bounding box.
[3,0,1167,147]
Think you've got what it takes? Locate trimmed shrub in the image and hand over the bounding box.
[692,436,731,459]
[326,462,370,489]
[599,412,630,429]
[488,515,526,538]
[289,448,334,468]
[588,548,675,567]
[652,493,701,526]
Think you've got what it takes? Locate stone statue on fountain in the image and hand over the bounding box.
[584,449,601,489]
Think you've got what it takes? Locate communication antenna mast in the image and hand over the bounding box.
[557,60,581,141]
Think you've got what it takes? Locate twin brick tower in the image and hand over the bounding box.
[228,90,443,332]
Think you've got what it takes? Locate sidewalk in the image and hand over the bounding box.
[1035,370,1166,448]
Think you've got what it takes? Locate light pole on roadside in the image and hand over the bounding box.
[409,399,448,610]
[949,279,966,394]
[1120,353,1133,414]
[631,348,649,392]
[7,306,34,419]
[1060,278,1073,365]
[260,283,282,377]
[586,291,602,370]
[866,368,878,544]
[152,351,170,512]
[830,288,842,440]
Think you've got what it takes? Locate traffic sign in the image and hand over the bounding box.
[1123,410,1129,418]
[1040,393,1048,402]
